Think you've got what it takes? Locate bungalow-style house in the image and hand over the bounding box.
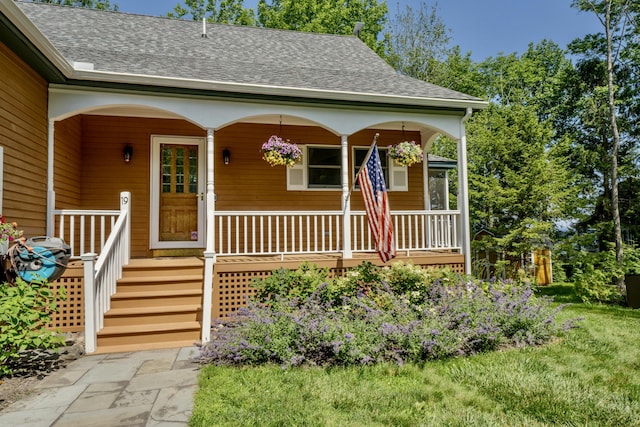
[0,1,487,353]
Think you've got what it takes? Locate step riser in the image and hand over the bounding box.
[122,267,204,278]
[110,296,202,309]
[103,311,202,327]
[116,281,203,293]
[97,329,201,347]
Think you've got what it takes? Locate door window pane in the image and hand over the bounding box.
[189,148,198,194]
[175,148,184,193]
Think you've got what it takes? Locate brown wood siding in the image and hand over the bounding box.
[215,124,425,211]
[79,116,204,257]
[74,118,427,257]
[54,116,83,208]
[0,41,48,236]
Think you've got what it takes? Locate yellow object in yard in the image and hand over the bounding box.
[534,249,552,285]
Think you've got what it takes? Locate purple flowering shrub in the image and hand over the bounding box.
[199,263,573,368]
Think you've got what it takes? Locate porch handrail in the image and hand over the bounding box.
[52,208,121,258]
[82,192,131,354]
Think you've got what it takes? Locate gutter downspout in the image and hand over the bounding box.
[458,107,473,275]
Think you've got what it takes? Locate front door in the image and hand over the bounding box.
[150,136,205,249]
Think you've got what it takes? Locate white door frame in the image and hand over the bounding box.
[150,135,206,249]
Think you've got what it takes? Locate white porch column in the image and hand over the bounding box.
[421,130,430,211]
[457,108,473,275]
[341,135,352,258]
[47,119,56,236]
[202,128,215,344]
[205,129,216,254]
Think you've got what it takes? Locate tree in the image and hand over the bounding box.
[256,0,388,53]
[385,1,450,83]
[463,44,579,277]
[31,0,118,10]
[168,0,255,25]
[570,0,640,293]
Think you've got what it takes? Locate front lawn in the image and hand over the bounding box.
[191,284,640,426]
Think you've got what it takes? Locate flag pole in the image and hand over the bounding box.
[343,133,379,213]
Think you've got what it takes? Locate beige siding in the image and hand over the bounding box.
[0,41,48,236]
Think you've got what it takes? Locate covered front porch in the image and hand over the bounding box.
[45,85,474,353]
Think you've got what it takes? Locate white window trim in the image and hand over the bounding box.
[287,144,342,191]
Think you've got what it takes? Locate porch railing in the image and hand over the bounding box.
[78,192,131,354]
[215,211,343,256]
[52,208,121,259]
[215,210,461,256]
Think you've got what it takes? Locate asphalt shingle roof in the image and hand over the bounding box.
[16,1,482,104]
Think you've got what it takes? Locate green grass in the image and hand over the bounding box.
[191,284,640,426]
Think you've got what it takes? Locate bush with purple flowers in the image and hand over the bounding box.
[199,262,574,368]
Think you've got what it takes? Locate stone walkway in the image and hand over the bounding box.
[0,346,200,427]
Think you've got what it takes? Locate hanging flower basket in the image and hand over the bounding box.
[261,135,303,167]
[387,141,424,167]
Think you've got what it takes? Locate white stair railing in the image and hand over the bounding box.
[53,209,121,259]
[82,192,131,354]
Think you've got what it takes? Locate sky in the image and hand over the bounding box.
[111,0,603,61]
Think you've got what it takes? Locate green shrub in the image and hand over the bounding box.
[250,262,331,303]
[0,278,66,376]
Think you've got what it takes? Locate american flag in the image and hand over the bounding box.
[356,142,396,263]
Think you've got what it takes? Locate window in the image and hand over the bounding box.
[352,147,389,188]
[307,147,341,188]
[286,144,408,191]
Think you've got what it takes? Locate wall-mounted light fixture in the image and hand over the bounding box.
[123,145,133,163]
[222,148,231,165]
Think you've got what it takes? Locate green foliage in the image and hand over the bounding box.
[252,261,464,306]
[250,262,330,303]
[0,278,66,376]
[33,0,118,10]
[256,0,388,54]
[169,0,255,25]
[202,262,569,369]
[572,247,624,304]
[571,244,640,304]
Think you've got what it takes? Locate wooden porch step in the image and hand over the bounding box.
[122,257,204,278]
[109,289,202,308]
[97,321,201,348]
[103,304,202,327]
[115,274,203,292]
[94,257,205,353]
